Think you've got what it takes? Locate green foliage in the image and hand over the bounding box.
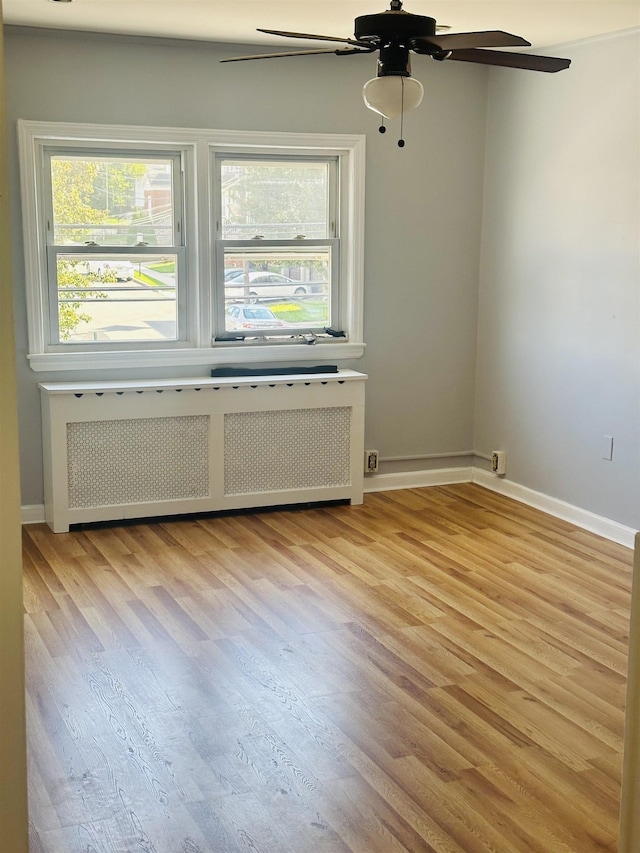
[146,260,175,274]
[271,300,330,324]
[51,157,147,244]
[134,271,166,288]
[57,260,109,341]
[51,160,104,244]
[222,161,328,238]
[51,155,146,337]
[89,161,146,216]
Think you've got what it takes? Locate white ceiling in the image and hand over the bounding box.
[3,1,639,50]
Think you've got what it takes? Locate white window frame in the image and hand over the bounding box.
[42,145,188,350]
[213,152,340,341]
[18,120,366,372]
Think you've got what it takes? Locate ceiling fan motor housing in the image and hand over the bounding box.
[354,10,437,44]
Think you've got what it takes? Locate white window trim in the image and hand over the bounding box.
[41,146,190,351]
[18,120,366,372]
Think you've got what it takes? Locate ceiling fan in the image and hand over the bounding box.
[221,0,571,145]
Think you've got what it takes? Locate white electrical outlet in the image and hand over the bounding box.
[491,451,506,476]
[365,449,379,473]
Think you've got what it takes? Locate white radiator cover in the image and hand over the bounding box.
[39,370,366,532]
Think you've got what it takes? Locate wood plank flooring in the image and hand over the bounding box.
[23,484,633,853]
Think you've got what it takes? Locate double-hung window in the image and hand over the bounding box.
[19,122,365,371]
[43,148,186,348]
[214,156,339,342]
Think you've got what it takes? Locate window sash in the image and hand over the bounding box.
[42,147,185,248]
[212,151,341,341]
[214,153,339,241]
[41,146,188,348]
[213,239,340,340]
[45,245,187,347]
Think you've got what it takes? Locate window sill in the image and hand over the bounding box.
[28,341,365,372]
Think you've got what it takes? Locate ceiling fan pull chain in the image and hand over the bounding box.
[398,77,406,148]
[379,117,386,134]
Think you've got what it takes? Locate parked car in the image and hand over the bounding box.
[80,260,134,281]
[225,304,287,330]
[224,267,245,281]
[225,271,310,301]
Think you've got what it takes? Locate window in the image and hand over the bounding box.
[45,150,184,346]
[19,122,365,371]
[215,157,337,340]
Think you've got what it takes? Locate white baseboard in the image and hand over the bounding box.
[23,469,637,548]
[471,469,636,549]
[26,472,473,523]
[363,467,474,493]
[21,504,45,525]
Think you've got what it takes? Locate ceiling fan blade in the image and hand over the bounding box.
[415,30,530,52]
[257,28,368,47]
[220,47,369,63]
[443,48,571,72]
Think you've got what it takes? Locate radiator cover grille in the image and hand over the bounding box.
[224,406,351,495]
[67,415,210,508]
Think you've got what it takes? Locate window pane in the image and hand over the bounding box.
[222,248,331,334]
[221,159,331,239]
[50,155,175,246]
[56,253,177,343]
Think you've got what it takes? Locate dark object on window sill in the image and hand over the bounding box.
[324,327,346,337]
[211,365,339,377]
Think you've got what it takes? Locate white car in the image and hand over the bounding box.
[81,260,134,281]
[225,304,287,330]
[225,271,309,301]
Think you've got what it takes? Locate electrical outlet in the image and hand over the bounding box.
[491,451,506,476]
[365,449,379,473]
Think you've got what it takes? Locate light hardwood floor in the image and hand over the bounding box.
[23,484,633,853]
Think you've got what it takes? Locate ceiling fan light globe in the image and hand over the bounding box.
[362,75,424,119]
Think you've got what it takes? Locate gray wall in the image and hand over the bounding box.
[474,30,640,529]
[5,27,487,507]
[6,26,639,530]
